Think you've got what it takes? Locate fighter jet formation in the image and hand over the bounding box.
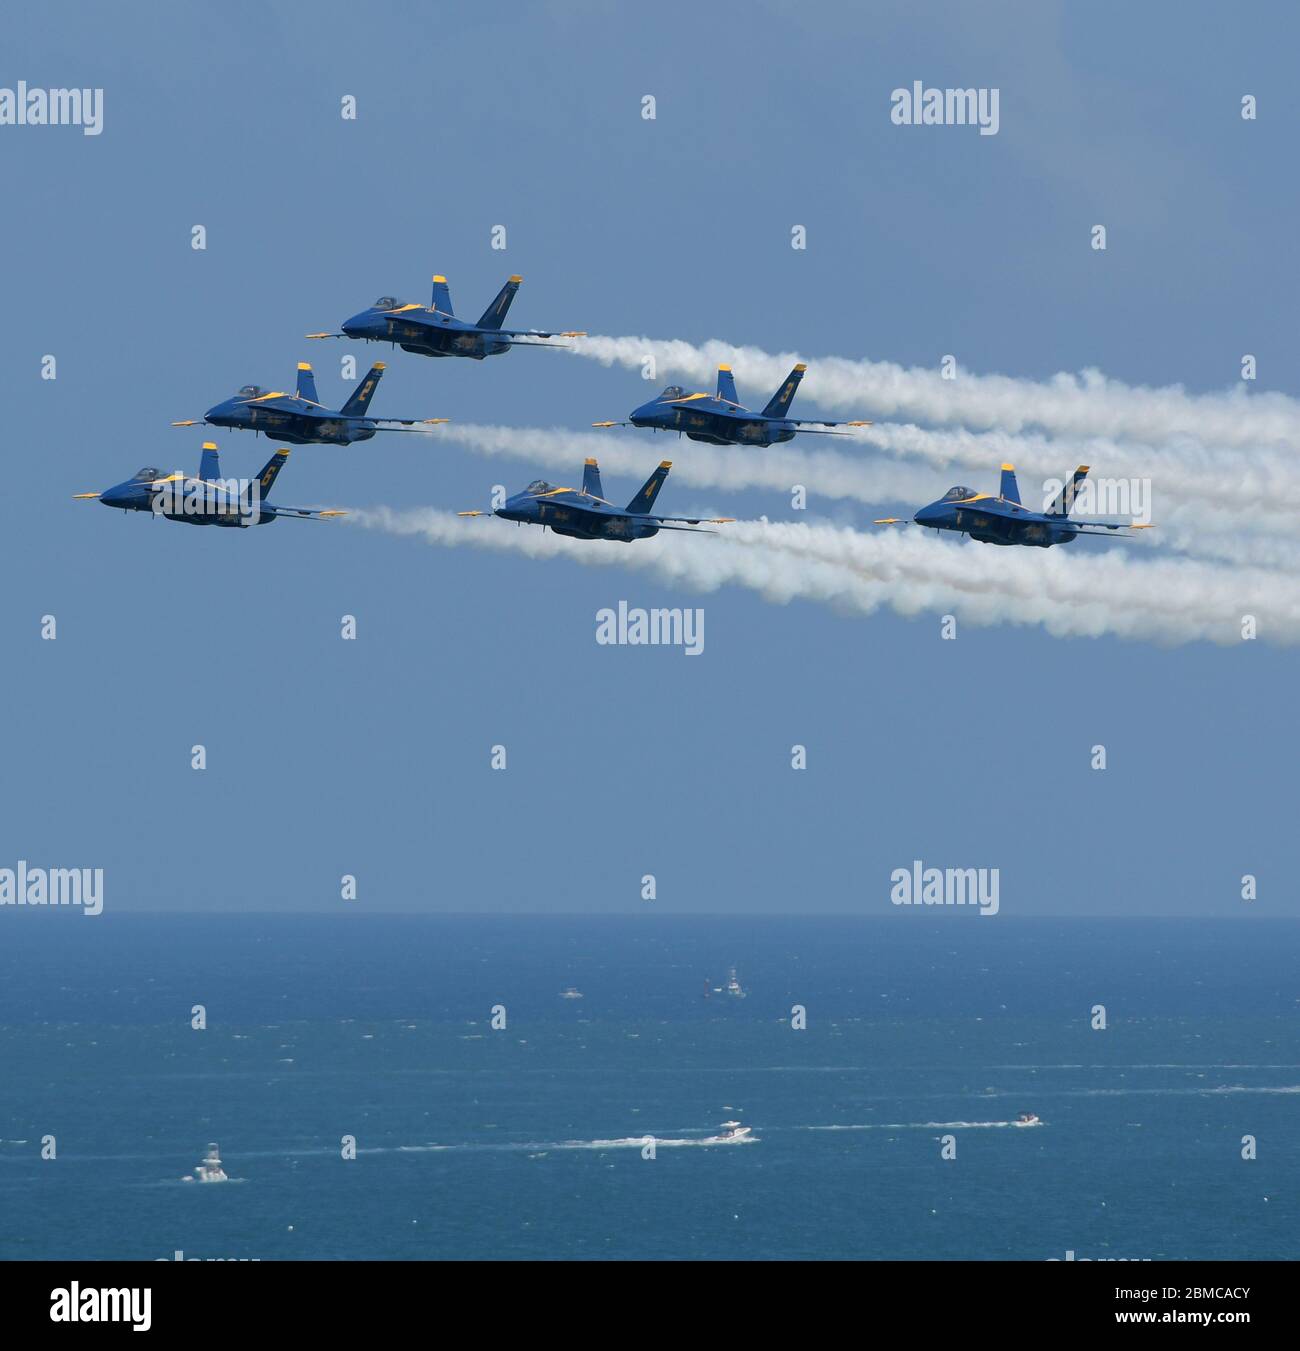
[85,263,1154,554]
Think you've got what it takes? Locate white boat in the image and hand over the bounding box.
[712,1120,754,1143]
[725,968,746,998]
[559,987,584,1000]
[1014,1113,1041,1128]
[183,1143,229,1182]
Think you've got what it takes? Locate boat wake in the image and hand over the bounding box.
[392,1128,757,1153]
[555,1133,756,1149]
[806,1119,1041,1131]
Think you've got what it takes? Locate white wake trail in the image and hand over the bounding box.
[347,508,1299,647]
[853,423,1295,523]
[573,335,1300,450]
[433,421,938,513]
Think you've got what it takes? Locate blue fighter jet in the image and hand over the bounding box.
[75,442,346,527]
[308,274,585,360]
[458,458,733,540]
[874,463,1153,547]
[172,361,446,445]
[594,363,869,446]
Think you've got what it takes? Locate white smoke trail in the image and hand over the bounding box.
[347,508,1298,647]
[853,422,1294,522]
[851,423,1300,569]
[573,335,1300,450]
[433,422,939,514]
[1151,529,1300,572]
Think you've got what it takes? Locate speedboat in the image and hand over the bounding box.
[715,1120,753,1143]
[559,987,584,1000]
[1014,1113,1041,1127]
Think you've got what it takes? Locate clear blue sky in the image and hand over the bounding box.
[3,1,1294,914]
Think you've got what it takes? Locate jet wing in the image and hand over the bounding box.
[662,403,870,433]
[640,520,730,534]
[380,311,569,346]
[644,514,736,526]
[491,327,587,340]
[660,402,870,433]
[374,314,578,348]
[266,507,348,521]
[248,400,330,416]
[478,335,583,349]
[348,306,440,331]
[664,401,756,425]
[1070,523,1154,536]
[788,418,872,430]
[367,417,451,429]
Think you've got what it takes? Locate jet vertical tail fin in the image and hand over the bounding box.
[430,275,453,314]
[295,362,319,403]
[254,448,291,499]
[761,363,807,418]
[1000,463,1022,504]
[582,458,605,499]
[199,442,221,481]
[716,365,739,404]
[1047,465,1090,517]
[340,364,385,417]
[626,461,671,514]
[477,276,521,329]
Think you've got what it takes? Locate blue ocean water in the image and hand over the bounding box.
[0,916,1295,1261]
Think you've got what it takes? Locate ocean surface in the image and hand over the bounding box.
[0,916,1295,1261]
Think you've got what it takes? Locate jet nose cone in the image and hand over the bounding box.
[341,312,371,338]
[100,486,128,508]
[914,504,939,525]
